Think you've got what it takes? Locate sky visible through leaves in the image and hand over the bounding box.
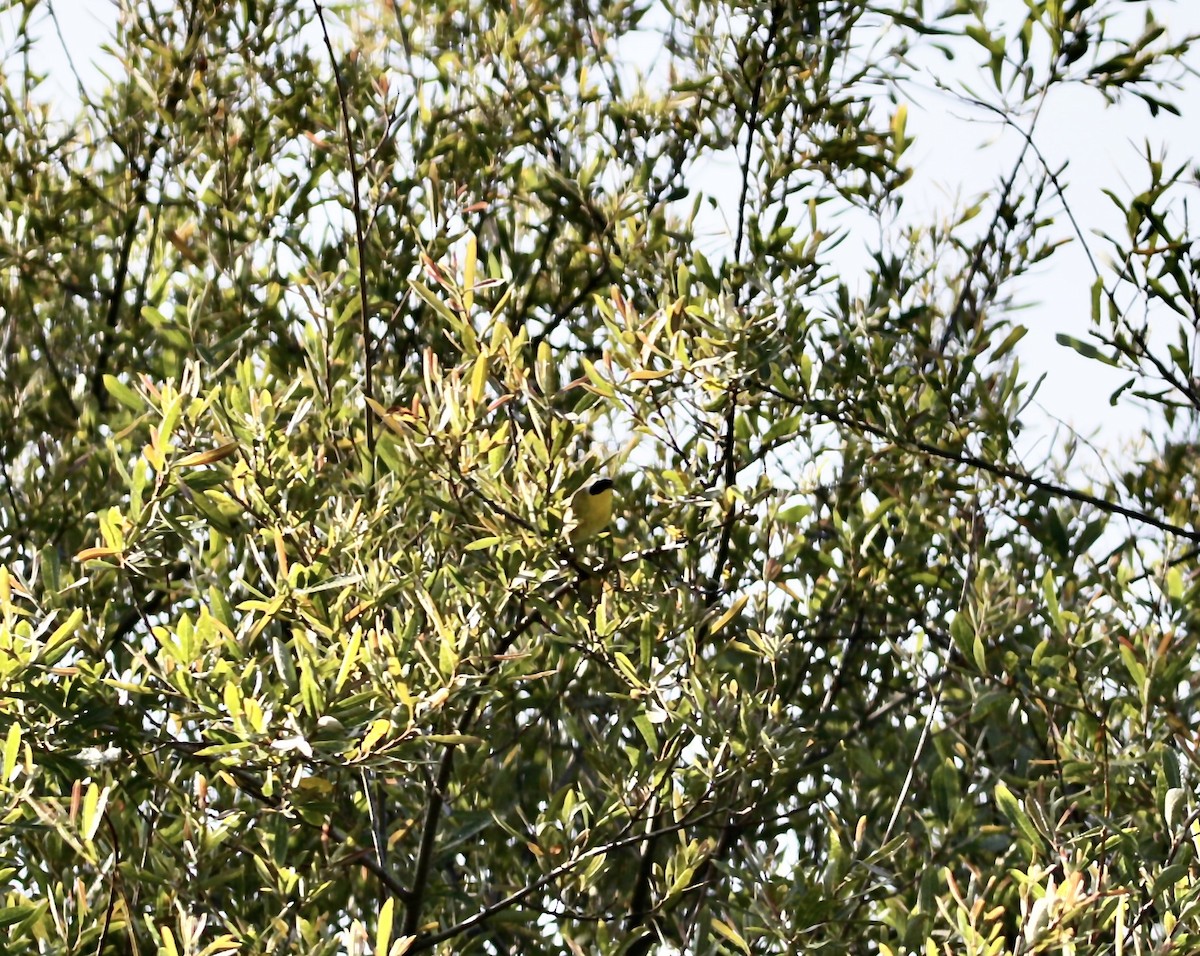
[9,0,1200,460]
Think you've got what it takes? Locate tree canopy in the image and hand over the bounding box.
[3,0,1200,953]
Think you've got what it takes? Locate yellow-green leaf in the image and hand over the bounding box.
[377,897,395,956]
[709,594,749,638]
[223,681,244,720]
[75,546,123,563]
[81,783,108,842]
[361,719,391,754]
[892,103,907,146]
[424,733,483,746]
[628,368,673,382]
[3,722,21,781]
[462,233,477,313]
[581,359,616,397]
[335,628,363,693]
[160,926,180,956]
[43,608,84,659]
[991,324,1027,360]
[177,441,240,467]
[103,374,143,413]
[469,353,489,405]
[710,918,750,954]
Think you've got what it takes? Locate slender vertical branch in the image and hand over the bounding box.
[402,599,551,937]
[682,3,787,944]
[91,0,202,410]
[731,3,784,280]
[315,2,377,492]
[624,6,786,953]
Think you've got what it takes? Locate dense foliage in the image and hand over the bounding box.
[3,0,1200,952]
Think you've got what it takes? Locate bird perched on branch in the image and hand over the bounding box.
[566,476,615,544]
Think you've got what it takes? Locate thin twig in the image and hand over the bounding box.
[94,811,122,956]
[937,93,1047,353]
[45,0,92,113]
[361,767,390,881]
[778,391,1200,543]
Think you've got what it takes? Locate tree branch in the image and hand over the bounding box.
[402,593,557,937]
[626,6,788,952]
[795,396,1200,544]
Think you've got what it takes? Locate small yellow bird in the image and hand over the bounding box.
[567,477,615,543]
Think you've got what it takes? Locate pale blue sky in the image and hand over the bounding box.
[901,3,1200,467]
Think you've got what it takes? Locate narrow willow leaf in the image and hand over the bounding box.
[377,898,395,956]
[709,594,749,637]
[710,918,750,954]
[103,374,143,412]
[176,441,240,467]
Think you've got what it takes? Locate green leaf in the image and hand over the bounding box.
[993,782,1042,847]
[580,359,616,398]
[39,608,83,665]
[990,324,1027,360]
[1152,862,1191,897]
[972,632,987,674]
[438,628,459,678]
[424,734,483,746]
[103,374,144,412]
[711,917,751,954]
[633,714,658,752]
[1041,572,1062,632]
[0,906,39,929]
[335,628,363,693]
[709,594,749,637]
[299,659,326,718]
[1164,787,1187,831]
[1055,333,1119,366]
